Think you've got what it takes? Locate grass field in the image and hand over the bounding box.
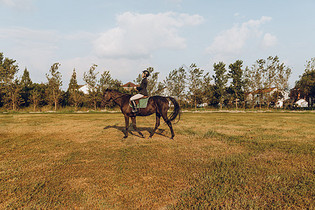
[0,112,314,209]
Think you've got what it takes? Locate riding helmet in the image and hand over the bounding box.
[142,70,150,77]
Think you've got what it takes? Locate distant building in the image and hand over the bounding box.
[247,87,289,108]
[122,82,138,91]
[78,84,89,94]
[295,99,308,107]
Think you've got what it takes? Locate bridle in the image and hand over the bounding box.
[105,91,127,105]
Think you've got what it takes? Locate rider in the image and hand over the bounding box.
[130,70,150,112]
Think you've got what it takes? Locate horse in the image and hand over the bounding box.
[104,89,180,139]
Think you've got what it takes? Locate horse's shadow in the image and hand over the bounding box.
[103,124,167,138]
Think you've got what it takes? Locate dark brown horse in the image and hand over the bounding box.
[104,89,180,139]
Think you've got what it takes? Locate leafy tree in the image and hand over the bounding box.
[228,60,244,109]
[0,52,19,108]
[213,62,228,109]
[46,63,62,111]
[243,67,254,108]
[202,72,216,106]
[30,83,48,111]
[67,69,83,110]
[3,78,23,110]
[21,67,32,87]
[99,71,112,92]
[164,66,186,105]
[110,79,123,90]
[20,68,33,107]
[83,64,99,110]
[264,56,278,89]
[99,70,123,108]
[264,56,291,108]
[249,59,265,108]
[0,52,19,86]
[276,59,292,91]
[187,63,204,109]
[295,58,315,107]
[30,88,41,112]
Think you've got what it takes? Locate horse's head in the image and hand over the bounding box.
[104,89,113,102]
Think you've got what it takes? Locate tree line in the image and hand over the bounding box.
[0,52,314,111]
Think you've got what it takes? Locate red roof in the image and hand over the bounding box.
[122,82,138,87]
[251,87,277,94]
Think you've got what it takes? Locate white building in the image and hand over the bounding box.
[295,99,308,107]
[247,87,289,108]
[78,84,89,94]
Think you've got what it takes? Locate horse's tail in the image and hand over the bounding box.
[167,97,180,122]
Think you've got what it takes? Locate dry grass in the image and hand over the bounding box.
[0,112,314,209]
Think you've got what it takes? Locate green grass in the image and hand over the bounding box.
[0,112,314,209]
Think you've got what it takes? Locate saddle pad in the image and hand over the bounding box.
[130,97,149,108]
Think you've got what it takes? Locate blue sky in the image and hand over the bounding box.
[1,0,314,88]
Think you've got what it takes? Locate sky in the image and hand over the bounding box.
[1,0,314,89]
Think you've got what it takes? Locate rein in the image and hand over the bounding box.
[111,94,126,102]
[105,92,129,106]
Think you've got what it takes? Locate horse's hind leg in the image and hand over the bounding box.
[123,115,129,138]
[131,117,144,138]
[161,113,175,139]
[149,113,161,138]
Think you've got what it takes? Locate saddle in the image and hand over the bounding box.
[130,96,150,109]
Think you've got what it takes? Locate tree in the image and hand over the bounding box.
[250,59,265,108]
[20,68,33,108]
[0,52,19,108]
[164,66,186,105]
[21,67,32,87]
[99,70,123,108]
[243,66,255,108]
[264,56,292,108]
[99,70,112,92]
[275,59,292,91]
[83,64,99,110]
[295,58,315,107]
[3,78,23,110]
[228,60,244,109]
[30,88,41,112]
[67,69,83,110]
[202,72,216,106]
[213,62,228,109]
[29,83,48,112]
[187,63,204,109]
[46,63,62,111]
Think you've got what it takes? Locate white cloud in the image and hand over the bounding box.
[0,27,61,82]
[206,16,273,55]
[262,33,277,48]
[93,12,204,59]
[0,0,35,10]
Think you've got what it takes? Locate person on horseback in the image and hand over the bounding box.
[130,70,150,113]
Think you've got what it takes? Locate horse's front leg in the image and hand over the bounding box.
[149,113,161,138]
[123,115,129,138]
[131,117,144,138]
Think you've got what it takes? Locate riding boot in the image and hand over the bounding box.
[131,101,138,113]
